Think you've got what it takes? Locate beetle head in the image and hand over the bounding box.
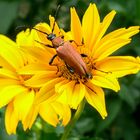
[47,33,56,41]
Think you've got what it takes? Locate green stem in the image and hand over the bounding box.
[60,100,86,140]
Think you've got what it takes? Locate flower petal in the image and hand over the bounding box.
[93,26,139,60]
[57,80,75,105]
[18,62,57,75]
[85,82,107,119]
[23,105,39,130]
[0,35,25,69]
[70,7,82,44]
[13,90,35,122]
[51,102,71,126]
[91,71,120,92]
[16,28,38,47]
[0,85,28,108]
[0,79,19,88]
[35,78,65,104]
[24,72,57,87]
[5,102,18,134]
[35,22,52,45]
[82,4,100,49]
[94,38,131,61]
[91,10,116,54]
[0,55,14,71]
[49,15,61,37]
[55,79,71,94]
[0,68,17,79]
[39,102,59,126]
[67,82,85,109]
[95,56,140,77]
[97,26,140,42]
[22,46,54,62]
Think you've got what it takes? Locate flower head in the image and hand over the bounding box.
[21,3,140,120]
[1,4,139,135]
[0,28,71,134]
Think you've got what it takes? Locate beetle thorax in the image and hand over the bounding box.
[52,36,64,48]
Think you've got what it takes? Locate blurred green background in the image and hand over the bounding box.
[0,0,140,140]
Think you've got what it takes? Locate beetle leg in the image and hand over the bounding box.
[49,54,58,65]
[86,72,93,79]
[69,40,83,46]
[81,53,88,57]
[35,40,54,48]
[65,63,75,74]
[61,35,64,39]
[92,65,111,74]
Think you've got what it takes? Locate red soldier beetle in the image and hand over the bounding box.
[33,6,92,79]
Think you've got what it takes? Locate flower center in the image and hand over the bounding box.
[57,56,93,82]
[18,75,32,86]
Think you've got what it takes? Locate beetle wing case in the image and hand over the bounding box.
[56,41,88,76]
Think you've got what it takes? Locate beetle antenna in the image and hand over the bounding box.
[32,27,49,35]
[52,4,61,33]
[15,25,31,32]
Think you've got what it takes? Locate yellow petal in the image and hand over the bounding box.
[39,102,59,126]
[91,71,120,92]
[94,38,131,61]
[23,105,39,130]
[49,15,61,37]
[97,26,140,42]
[82,4,100,50]
[58,80,75,104]
[55,79,71,94]
[95,56,140,77]
[91,10,116,54]
[85,82,107,119]
[35,22,52,45]
[0,35,25,69]
[22,46,54,62]
[18,62,57,75]
[93,26,139,60]
[0,55,15,71]
[0,85,27,108]
[35,78,64,104]
[24,72,57,87]
[70,7,82,44]
[0,68,17,79]
[51,102,71,126]
[16,28,37,47]
[67,82,85,109]
[0,79,19,88]
[13,90,35,122]
[5,102,18,134]
[0,34,17,46]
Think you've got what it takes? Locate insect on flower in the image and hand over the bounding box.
[33,6,92,79]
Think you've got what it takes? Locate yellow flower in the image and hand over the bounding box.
[19,3,140,120]
[0,32,71,134]
[0,34,35,134]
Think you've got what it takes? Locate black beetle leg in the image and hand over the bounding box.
[65,63,74,74]
[69,40,83,47]
[49,54,58,65]
[81,53,88,57]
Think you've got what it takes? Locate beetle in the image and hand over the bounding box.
[33,5,92,79]
[34,26,92,79]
